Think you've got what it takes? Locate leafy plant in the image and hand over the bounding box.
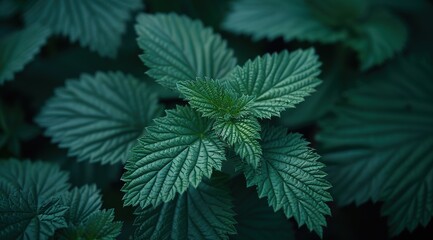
[1,0,432,239]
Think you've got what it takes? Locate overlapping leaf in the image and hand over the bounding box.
[316,56,433,235]
[136,13,237,90]
[0,25,50,84]
[346,10,407,70]
[37,71,160,165]
[223,0,346,43]
[24,0,143,57]
[214,117,262,168]
[228,49,322,119]
[177,78,254,119]
[0,159,70,240]
[132,175,236,240]
[122,106,227,207]
[243,126,332,237]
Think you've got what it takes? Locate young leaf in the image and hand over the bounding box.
[316,56,433,235]
[0,159,70,239]
[243,126,332,237]
[346,10,407,70]
[132,175,236,240]
[136,13,237,90]
[177,78,254,119]
[37,71,160,165]
[223,0,346,43]
[0,25,50,84]
[228,49,322,119]
[24,0,143,57]
[230,176,295,240]
[122,106,226,208]
[214,116,262,168]
[60,185,102,226]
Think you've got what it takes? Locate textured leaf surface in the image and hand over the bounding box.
[122,106,226,207]
[136,13,237,90]
[177,78,254,119]
[243,126,332,237]
[230,176,295,240]
[316,56,433,235]
[37,71,160,165]
[0,160,70,240]
[132,175,236,240]
[346,10,407,70]
[228,49,322,119]
[223,0,346,43]
[81,209,122,240]
[214,117,262,168]
[61,185,102,226]
[0,25,50,84]
[24,0,142,57]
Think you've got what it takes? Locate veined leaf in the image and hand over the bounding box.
[60,185,102,226]
[122,106,226,208]
[346,10,407,70]
[0,25,50,84]
[37,71,160,165]
[316,56,433,235]
[81,209,122,240]
[0,159,70,240]
[243,126,332,237]
[230,176,295,240]
[136,13,237,90]
[228,49,322,119]
[223,0,346,43]
[132,175,236,240]
[177,78,254,119]
[214,116,262,168]
[24,0,143,57]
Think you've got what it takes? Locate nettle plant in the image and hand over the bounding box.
[34,13,332,239]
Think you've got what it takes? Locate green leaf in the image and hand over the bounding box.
[37,71,161,165]
[122,106,227,208]
[177,78,255,119]
[56,185,122,240]
[0,25,50,84]
[243,126,332,237]
[214,117,262,168]
[61,185,102,226]
[223,0,346,43]
[81,209,122,240]
[228,49,322,119]
[230,176,295,240]
[346,10,407,70]
[24,0,143,57]
[0,159,70,240]
[132,175,236,240]
[316,56,433,235]
[136,13,237,90]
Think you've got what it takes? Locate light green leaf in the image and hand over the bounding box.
[37,71,161,165]
[132,175,236,240]
[136,13,237,90]
[122,106,227,208]
[230,176,295,240]
[223,0,346,43]
[316,56,433,235]
[345,10,407,70]
[177,78,255,119]
[228,49,322,119]
[0,25,50,84]
[0,159,70,240]
[24,0,143,57]
[243,126,332,237]
[214,116,262,168]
